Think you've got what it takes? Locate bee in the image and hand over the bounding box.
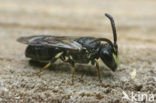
[17,13,119,86]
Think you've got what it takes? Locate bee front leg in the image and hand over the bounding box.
[35,52,63,76]
[95,59,104,87]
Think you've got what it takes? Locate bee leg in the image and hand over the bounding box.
[68,56,75,85]
[35,62,52,76]
[71,65,75,85]
[35,52,63,76]
[95,59,104,87]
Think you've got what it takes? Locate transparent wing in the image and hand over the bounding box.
[17,35,85,51]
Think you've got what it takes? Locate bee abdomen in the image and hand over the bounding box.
[25,45,59,61]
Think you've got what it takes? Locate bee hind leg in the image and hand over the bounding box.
[34,52,63,76]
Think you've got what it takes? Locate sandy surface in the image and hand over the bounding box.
[0,0,156,102]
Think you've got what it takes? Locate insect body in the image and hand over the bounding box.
[17,13,119,86]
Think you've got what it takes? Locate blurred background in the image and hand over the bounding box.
[0,0,155,35]
[0,0,156,102]
[0,0,156,65]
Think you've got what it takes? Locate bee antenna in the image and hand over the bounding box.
[89,38,114,48]
[105,13,117,45]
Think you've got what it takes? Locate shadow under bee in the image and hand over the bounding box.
[29,60,114,79]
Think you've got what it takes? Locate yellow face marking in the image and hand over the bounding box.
[112,53,119,66]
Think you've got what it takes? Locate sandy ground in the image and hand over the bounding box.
[0,0,156,102]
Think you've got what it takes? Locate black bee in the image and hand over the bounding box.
[17,13,119,86]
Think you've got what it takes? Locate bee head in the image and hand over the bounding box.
[100,44,118,71]
[89,13,119,71]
